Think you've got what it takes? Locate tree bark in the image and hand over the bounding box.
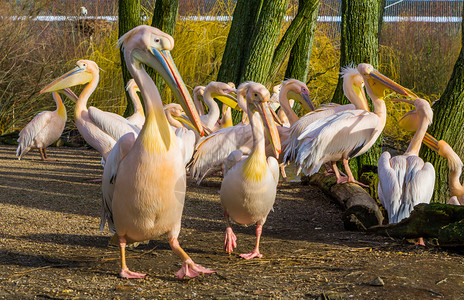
[269,0,320,84]
[216,0,263,86]
[150,0,179,100]
[239,0,289,86]
[420,5,464,203]
[331,0,381,178]
[119,0,141,117]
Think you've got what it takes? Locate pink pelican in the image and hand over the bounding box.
[40,60,140,161]
[16,88,77,160]
[296,63,417,185]
[378,98,435,245]
[125,79,145,130]
[398,110,463,205]
[220,82,281,259]
[100,25,209,279]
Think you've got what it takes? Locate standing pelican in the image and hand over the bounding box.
[220,82,281,259]
[378,98,435,245]
[40,60,140,161]
[126,79,145,130]
[16,88,77,160]
[421,135,464,205]
[283,66,370,167]
[296,63,417,185]
[100,25,209,279]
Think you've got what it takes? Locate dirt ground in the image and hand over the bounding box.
[0,144,464,299]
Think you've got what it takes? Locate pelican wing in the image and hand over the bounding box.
[16,111,53,157]
[224,150,245,175]
[190,123,253,184]
[378,152,403,223]
[283,104,355,164]
[175,127,196,166]
[295,109,378,175]
[100,132,136,233]
[88,106,140,142]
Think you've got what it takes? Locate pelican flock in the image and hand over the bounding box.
[12,21,462,281]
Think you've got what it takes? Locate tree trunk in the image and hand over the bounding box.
[150,0,179,101]
[119,0,141,117]
[420,3,464,203]
[331,0,381,178]
[239,0,289,86]
[216,0,263,86]
[269,0,320,84]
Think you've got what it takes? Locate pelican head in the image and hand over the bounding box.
[205,81,240,111]
[393,98,433,130]
[341,66,369,111]
[125,79,140,93]
[40,60,98,93]
[282,79,315,112]
[357,63,418,99]
[118,25,203,136]
[243,82,282,158]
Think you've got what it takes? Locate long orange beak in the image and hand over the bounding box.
[368,70,419,99]
[40,64,92,94]
[257,101,281,158]
[422,132,440,152]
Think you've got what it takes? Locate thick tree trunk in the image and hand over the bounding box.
[119,0,141,117]
[150,0,179,101]
[269,0,320,84]
[331,0,381,178]
[217,0,263,86]
[239,0,289,85]
[420,4,464,203]
[309,173,384,231]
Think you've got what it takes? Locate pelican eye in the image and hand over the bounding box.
[154,38,160,43]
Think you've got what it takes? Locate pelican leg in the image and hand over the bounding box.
[448,196,460,205]
[118,236,146,279]
[279,163,287,182]
[416,237,426,246]
[39,148,56,161]
[239,224,263,259]
[169,237,215,279]
[224,211,237,254]
[341,158,369,188]
[325,162,347,177]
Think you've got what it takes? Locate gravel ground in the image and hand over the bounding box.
[0,144,463,299]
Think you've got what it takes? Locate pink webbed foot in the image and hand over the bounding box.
[224,227,237,254]
[120,268,146,279]
[175,259,215,279]
[416,237,426,247]
[239,251,263,260]
[336,176,369,188]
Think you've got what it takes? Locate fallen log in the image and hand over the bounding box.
[368,203,464,246]
[308,172,384,231]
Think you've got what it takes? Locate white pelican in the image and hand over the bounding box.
[40,60,140,161]
[378,98,435,245]
[164,103,186,129]
[100,25,209,279]
[125,79,145,130]
[16,88,77,160]
[283,66,369,165]
[396,107,464,205]
[295,63,417,185]
[421,135,464,205]
[220,82,281,259]
[199,81,238,132]
[189,79,310,184]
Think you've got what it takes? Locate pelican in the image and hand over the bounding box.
[40,60,140,161]
[220,82,281,259]
[189,79,311,184]
[421,135,464,205]
[125,79,145,130]
[283,66,370,170]
[164,103,186,129]
[295,63,417,185]
[378,98,435,245]
[199,81,238,132]
[16,88,77,160]
[100,25,209,279]
[399,108,464,205]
